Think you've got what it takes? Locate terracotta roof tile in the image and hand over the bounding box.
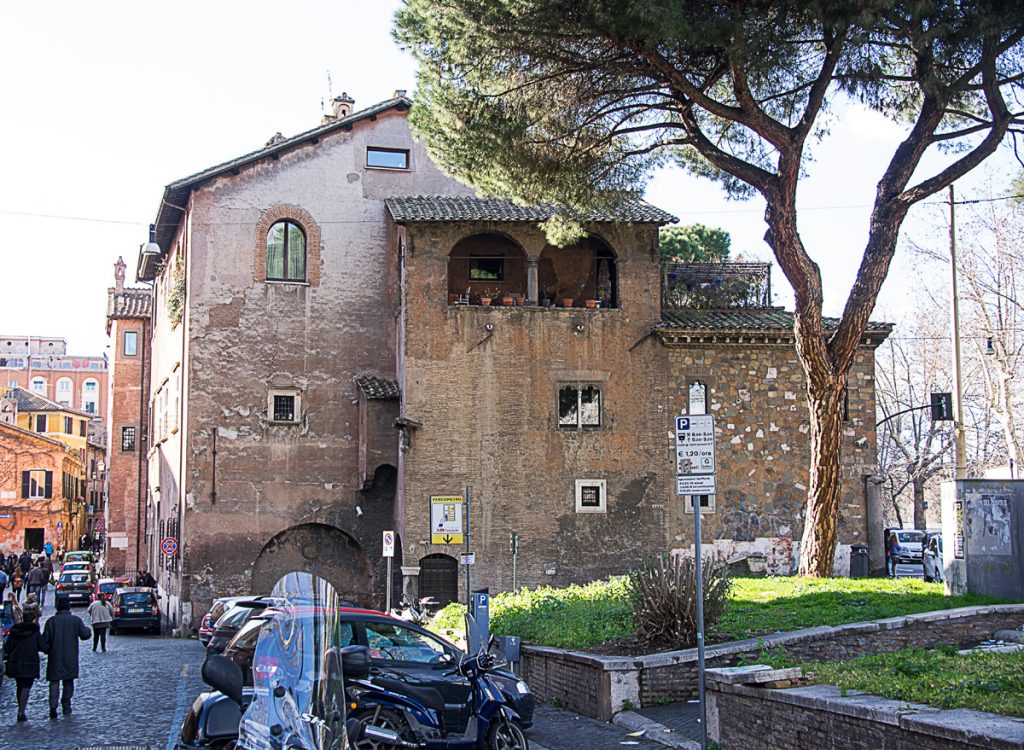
[108,288,152,321]
[659,308,893,334]
[386,196,676,225]
[3,386,92,416]
[354,376,400,401]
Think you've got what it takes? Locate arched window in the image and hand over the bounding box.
[82,378,99,415]
[266,220,306,282]
[30,377,46,395]
[56,377,72,406]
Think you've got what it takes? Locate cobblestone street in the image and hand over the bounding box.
[0,598,207,750]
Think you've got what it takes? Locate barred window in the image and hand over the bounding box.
[558,385,601,428]
[121,426,136,452]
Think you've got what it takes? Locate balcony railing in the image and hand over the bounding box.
[662,262,772,309]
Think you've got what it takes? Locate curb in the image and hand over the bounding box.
[612,711,701,750]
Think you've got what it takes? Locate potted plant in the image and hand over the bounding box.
[514,293,526,306]
[501,292,515,307]
[479,287,498,306]
[584,298,599,309]
[562,297,575,308]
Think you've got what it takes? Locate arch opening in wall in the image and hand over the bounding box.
[418,553,459,607]
[538,236,617,308]
[251,523,372,606]
[56,377,73,407]
[447,233,527,303]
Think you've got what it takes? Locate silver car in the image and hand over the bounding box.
[922,534,944,583]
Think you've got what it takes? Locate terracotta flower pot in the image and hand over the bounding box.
[480,297,493,306]
[584,299,598,309]
[562,298,575,308]
[515,296,526,306]
[501,296,515,306]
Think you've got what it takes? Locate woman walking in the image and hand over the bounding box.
[3,608,44,721]
[87,593,114,652]
[10,568,24,603]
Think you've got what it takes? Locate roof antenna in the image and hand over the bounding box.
[327,70,333,101]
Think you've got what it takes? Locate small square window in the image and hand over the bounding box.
[469,256,504,281]
[575,479,607,514]
[559,385,601,429]
[124,331,138,357]
[121,426,136,452]
[366,147,409,170]
[683,494,716,514]
[268,389,302,424]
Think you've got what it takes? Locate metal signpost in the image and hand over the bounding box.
[464,485,472,605]
[675,414,716,750]
[382,530,395,612]
[510,531,519,590]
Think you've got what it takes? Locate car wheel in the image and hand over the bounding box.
[351,709,413,750]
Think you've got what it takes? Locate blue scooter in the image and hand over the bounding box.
[343,644,528,750]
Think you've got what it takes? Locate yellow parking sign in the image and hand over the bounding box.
[431,495,464,544]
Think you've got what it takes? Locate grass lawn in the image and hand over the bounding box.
[431,575,1012,651]
[778,646,1024,718]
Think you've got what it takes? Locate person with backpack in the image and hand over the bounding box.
[4,608,45,722]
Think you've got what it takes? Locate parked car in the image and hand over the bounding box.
[63,550,95,565]
[55,571,94,605]
[205,598,285,654]
[60,561,95,578]
[885,528,926,563]
[180,603,534,750]
[110,587,161,634]
[198,595,254,647]
[226,605,535,728]
[93,577,131,602]
[922,533,944,583]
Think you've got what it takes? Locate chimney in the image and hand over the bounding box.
[331,92,355,119]
[114,256,126,292]
[393,89,407,99]
[265,132,286,147]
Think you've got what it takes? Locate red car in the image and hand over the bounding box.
[93,576,131,602]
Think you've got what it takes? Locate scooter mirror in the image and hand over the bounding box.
[202,653,244,705]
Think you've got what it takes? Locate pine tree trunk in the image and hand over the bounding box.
[798,377,846,576]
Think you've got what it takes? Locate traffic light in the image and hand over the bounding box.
[930,392,953,421]
[510,531,519,556]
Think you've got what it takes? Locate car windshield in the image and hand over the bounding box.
[898,531,925,543]
[60,573,89,583]
[220,605,257,629]
[99,582,118,593]
[237,573,348,750]
[120,592,153,605]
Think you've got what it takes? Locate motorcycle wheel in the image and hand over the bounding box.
[487,718,529,750]
[351,708,413,750]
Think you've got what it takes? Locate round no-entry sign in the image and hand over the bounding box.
[160,537,179,557]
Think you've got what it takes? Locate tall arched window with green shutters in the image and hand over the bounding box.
[266,220,307,282]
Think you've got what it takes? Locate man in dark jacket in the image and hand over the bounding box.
[4,608,44,721]
[18,550,33,576]
[26,562,49,607]
[41,595,90,718]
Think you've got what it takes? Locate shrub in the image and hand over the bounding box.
[627,554,731,649]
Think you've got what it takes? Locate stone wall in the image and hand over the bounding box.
[519,604,1024,721]
[707,671,1024,750]
[664,346,879,575]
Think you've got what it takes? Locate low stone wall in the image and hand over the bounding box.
[519,604,1024,721]
[706,668,1024,750]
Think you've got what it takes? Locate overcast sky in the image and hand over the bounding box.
[0,1,1017,356]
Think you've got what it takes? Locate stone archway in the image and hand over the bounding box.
[251,523,372,606]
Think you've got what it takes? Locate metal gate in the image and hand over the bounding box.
[418,553,458,606]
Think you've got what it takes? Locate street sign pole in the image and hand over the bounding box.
[383,530,395,612]
[510,531,519,590]
[694,496,707,750]
[674,414,715,750]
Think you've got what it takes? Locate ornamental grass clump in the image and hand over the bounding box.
[628,554,731,649]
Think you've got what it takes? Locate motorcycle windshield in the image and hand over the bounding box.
[237,572,347,750]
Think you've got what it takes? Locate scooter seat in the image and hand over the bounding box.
[373,677,447,716]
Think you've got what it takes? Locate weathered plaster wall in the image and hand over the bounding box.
[154,111,470,623]
[665,345,880,575]
[399,220,671,591]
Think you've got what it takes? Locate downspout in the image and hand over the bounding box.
[135,315,148,572]
[175,213,190,625]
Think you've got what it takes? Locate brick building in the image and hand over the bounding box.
[104,257,152,574]
[128,93,889,630]
[0,420,85,555]
[0,335,108,420]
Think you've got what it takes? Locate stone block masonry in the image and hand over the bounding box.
[706,669,1024,750]
[519,604,1024,721]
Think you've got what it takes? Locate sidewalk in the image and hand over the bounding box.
[528,705,668,750]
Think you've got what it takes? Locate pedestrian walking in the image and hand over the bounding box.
[23,593,41,622]
[5,552,16,578]
[18,550,32,576]
[26,562,48,607]
[41,596,91,718]
[886,531,903,578]
[11,568,24,603]
[0,566,8,602]
[87,594,114,652]
[4,608,44,722]
[136,570,156,588]
[5,591,23,624]
[43,541,54,559]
